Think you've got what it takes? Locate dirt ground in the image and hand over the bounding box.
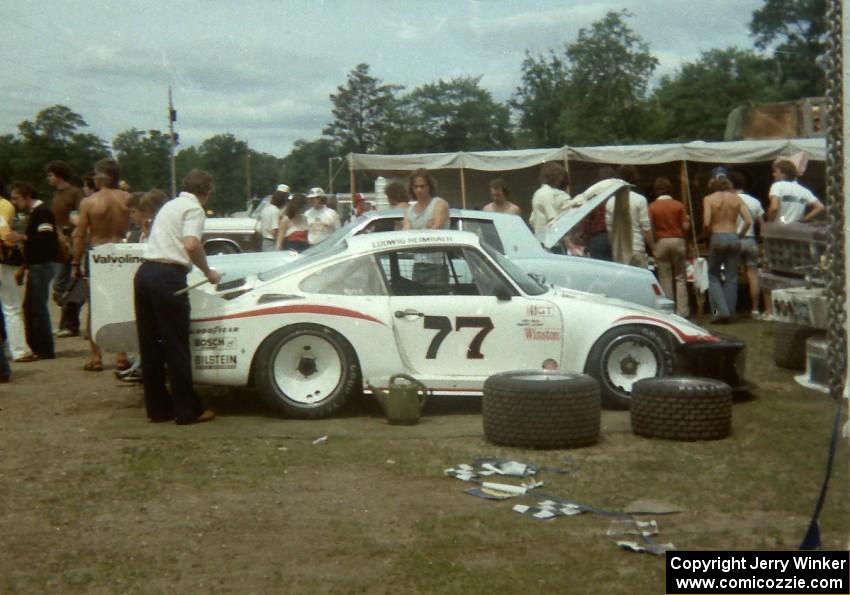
[1,316,847,593]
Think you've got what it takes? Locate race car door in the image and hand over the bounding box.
[377,245,563,387]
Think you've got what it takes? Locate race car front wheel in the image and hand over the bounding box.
[254,324,360,419]
[584,324,674,410]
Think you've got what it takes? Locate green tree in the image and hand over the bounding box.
[196,134,249,213]
[248,150,284,198]
[279,138,342,193]
[11,105,109,196]
[510,51,569,147]
[750,0,826,97]
[647,48,781,141]
[559,10,658,145]
[323,63,402,153]
[389,77,512,153]
[112,128,172,192]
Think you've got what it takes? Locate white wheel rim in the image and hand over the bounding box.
[604,337,659,394]
[272,334,343,405]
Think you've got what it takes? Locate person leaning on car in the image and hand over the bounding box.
[133,168,220,425]
[402,168,449,230]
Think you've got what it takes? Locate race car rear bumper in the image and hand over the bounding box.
[677,338,749,395]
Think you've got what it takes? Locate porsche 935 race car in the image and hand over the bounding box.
[91,231,746,419]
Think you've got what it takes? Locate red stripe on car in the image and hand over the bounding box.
[614,315,719,343]
[193,305,385,326]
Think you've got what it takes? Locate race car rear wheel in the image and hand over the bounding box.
[584,324,674,410]
[254,324,359,419]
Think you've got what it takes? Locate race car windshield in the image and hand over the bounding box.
[257,243,347,282]
[300,219,361,258]
[481,244,547,296]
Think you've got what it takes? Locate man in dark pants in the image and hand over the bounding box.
[45,161,83,337]
[134,169,221,425]
[8,182,58,361]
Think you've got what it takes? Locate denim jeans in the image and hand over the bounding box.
[708,232,741,320]
[23,262,56,358]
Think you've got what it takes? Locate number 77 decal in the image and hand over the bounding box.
[423,315,494,359]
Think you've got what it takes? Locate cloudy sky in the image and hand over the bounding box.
[2,0,764,157]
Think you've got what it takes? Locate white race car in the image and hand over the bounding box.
[92,231,746,418]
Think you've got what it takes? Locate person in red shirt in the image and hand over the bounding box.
[648,177,690,317]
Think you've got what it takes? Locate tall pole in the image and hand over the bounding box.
[168,87,177,197]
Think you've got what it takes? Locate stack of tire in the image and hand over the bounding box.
[773,323,822,371]
[482,371,601,449]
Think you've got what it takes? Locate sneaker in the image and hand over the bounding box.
[55,329,78,338]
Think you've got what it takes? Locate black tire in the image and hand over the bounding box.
[204,241,239,256]
[584,325,674,410]
[773,323,820,371]
[482,371,601,449]
[630,377,732,441]
[253,324,360,419]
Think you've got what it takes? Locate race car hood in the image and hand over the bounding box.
[537,178,630,249]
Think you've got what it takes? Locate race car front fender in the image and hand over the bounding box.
[675,338,748,395]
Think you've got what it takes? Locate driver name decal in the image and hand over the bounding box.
[371,235,454,250]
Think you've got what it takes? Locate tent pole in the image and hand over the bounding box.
[460,167,467,209]
[681,160,698,251]
[681,160,703,316]
[564,156,572,195]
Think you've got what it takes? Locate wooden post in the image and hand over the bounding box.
[681,160,703,315]
[681,161,698,251]
[564,156,572,195]
[460,167,467,209]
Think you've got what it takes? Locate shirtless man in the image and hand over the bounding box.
[702,169,751,323]
[482,179,521,215]
[72,158,130,371]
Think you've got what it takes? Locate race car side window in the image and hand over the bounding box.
[376,247,513,297]
[299,255,387,296]
[463,248,518,297]
[457,219,505,254]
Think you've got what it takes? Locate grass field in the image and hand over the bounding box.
[0,317,846,593]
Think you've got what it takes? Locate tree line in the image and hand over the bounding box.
[0,0,824,214]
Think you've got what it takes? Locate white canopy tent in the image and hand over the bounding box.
[348,138,826,209]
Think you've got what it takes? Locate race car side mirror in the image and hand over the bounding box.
[495,286,512,302]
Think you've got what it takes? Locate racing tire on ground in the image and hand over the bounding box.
[773,323,820,371]
[482,371,601,449]
[253,324,360,419]
[630,377,732,441]
[204,241,239,256]
[584,325,674,410]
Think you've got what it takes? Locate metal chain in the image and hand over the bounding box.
[824,0,845,400]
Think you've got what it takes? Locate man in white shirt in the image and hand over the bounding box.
[529,162,570,234]
[259,184,289,251]
[605,165,653,268]
[305,187,340,245]
[134,169,221,425]
[766,159,824,223]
